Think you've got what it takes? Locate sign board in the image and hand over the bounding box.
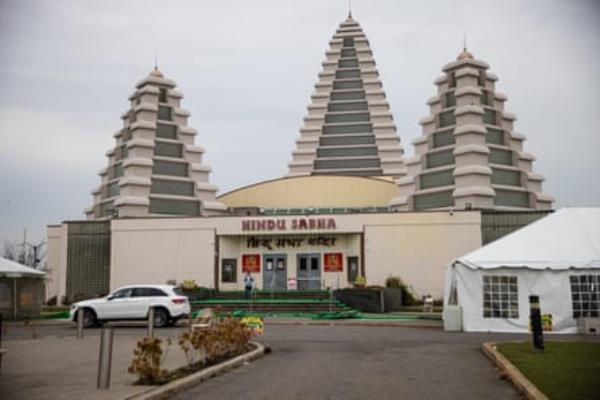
[242,254,261,273]
[323,253,343,272]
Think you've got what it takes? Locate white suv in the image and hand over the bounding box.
[70,284,191,328]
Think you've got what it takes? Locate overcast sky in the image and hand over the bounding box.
[0,0,599,247]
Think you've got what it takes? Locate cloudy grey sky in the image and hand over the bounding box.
[0,0,599,246]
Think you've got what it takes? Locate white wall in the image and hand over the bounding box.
[110,219,216,290]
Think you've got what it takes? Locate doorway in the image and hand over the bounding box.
[297,254,321,290]
[263,254,287,290]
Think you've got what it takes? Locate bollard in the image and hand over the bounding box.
[147,307,155,338]
[529,295,544,351]
[77,308,84,339]
[97,326,114,389]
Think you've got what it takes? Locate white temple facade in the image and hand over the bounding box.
[85,68,227,219]
[287,14,405,178]
[390,49,554,211]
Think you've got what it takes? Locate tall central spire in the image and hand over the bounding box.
[287,16,405,178]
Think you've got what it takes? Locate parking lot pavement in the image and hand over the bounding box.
[0,326,188,400]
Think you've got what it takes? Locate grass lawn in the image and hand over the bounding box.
[497,341,600,400]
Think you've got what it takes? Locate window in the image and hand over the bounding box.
[111,163,124,179]
[333,80,362,90]
[325,112,369,123]
[478,71,486,87]
[489,148,513,165]
[483,109,496,125]
[433,130,455,147]
[158,106,172,121]
[481,90,491,106]
[341,48,356,57]
[420,169,454,189]
[151,179,194,196]
[328,101,367,112]
[336,69,361,79]
[323,123,372,135]
[486,128,504,145]
[426,149,455,168]
[154,142,183,158]
[347,256,359,283]
[491,169,521,186]
[339,59,358,68]
[317,146,377,158]
[494,190,529,208]
[133,287,167,297]
[106,181,120,198]
[330,91,365,101]
[153,160,188,176]
[570,275,600,318]
[438,110,455,128]
[448,72,456,88]
[445,92,456,108]
[149,198,200,216]
[156,124,177,139]
[159,88,167,103]
[413,190,454,210]
[483,276,519,318]
[222,259,237,283]
[314,158,381,170]
[343,37,354,47]
[110,288,133,299]
[320,135,374,146]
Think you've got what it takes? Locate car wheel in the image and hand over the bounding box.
[153,308,169,328]
[82,309,97,328]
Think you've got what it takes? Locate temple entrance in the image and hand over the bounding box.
[263,255,287,290]
[297,254,321,290]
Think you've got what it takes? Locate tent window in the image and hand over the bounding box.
[482,275,518,319]
[570,275,600,318]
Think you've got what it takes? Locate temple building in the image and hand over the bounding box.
[287,14,405,178]
[85,67,226,219]
[46,15,555,305]
[390,49,554,211]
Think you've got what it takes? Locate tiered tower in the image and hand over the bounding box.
[85,67,227,219]
[390,49,554,211]
[287,14,405,178]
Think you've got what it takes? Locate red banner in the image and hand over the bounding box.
[323,253,343,272]
[242,254,261,273]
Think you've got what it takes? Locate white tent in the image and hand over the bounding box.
[443,208,600,333]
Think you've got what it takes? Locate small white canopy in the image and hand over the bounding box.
[444,208,600,333]
[0,257,46,278]
[457,208,600,270]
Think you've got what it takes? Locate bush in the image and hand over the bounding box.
[353,276,367,288]
[178,317,252,369]
[128,337,171,385]
[385,276,403,289]
[385,275,417,305]
[45,296,57,306]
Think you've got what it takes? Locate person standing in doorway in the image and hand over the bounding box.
[244,272,254,300]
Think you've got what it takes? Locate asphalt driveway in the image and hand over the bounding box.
[174,325,526,400]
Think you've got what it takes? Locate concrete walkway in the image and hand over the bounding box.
[0,329,189,400]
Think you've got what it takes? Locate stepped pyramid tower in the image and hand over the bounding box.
[287,14,405,178]
[390,49,554,211]
[85,67,227,219]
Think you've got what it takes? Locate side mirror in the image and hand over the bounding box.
[107,295,115,301]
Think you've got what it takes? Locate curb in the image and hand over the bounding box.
[264,320,442,329]
[481,342,549,400]
[125,341,266,400]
